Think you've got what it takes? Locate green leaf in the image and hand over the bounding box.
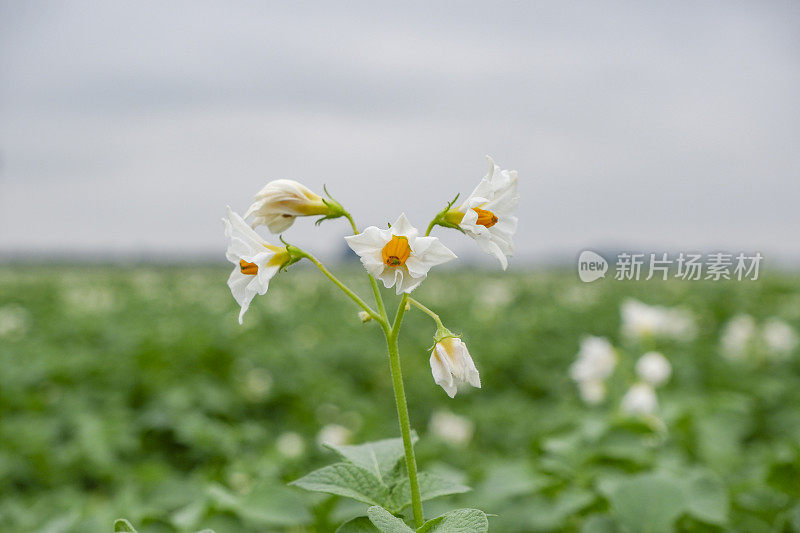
[609,473,687,533]
[418,509,489,533]
[205,482,311,527]
[113,519,138,532]
[325,433,418,483]
[580,514,620,533]
[291,463,390,507]
[367,506,415,533]
[336,517,381,532]
[684,470,729,525]
[390,473,471,512]
[237,482,313,526]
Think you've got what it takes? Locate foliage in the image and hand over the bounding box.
[1,265,800,531]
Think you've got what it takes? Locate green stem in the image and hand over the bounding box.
[345,213,388,322]
[387,293,423,527]
[425,219,437,237]
[300,251,382,324]
[407,297,444,328]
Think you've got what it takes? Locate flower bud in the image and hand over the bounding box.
[430,327,481,398]
[245,179,343,233]
[358,311,372,323]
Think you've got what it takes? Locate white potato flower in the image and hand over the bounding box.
[244,179,332,233]
[577,379,607,405]
[621,299,696,341]
[224,206,291,324]
[762,318,798,358]
[635,351,672,386]
[621,382,658,415]
[569,336,617,383]
[430,335,481,398]
[316,424,352,448]
[447,156,519,269]
[429,410,474,447]
[345,213,456,294]
[276,431,306,458]
[719,314,756,360]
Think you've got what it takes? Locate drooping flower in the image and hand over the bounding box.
[345,213,456,294]
[621,382,658,415]
[224,206,291,323]
[569,336,617,383]
[429,329,481,398]
[444,156,519,269]
[244,179,338,233]
[635,351,672,386]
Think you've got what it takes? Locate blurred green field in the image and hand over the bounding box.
[1,264,800,532]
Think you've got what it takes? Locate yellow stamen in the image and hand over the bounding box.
[239,259,259,275]
[382,235,411,267]
[473,207,498,228]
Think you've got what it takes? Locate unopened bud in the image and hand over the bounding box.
[358,311,372,323]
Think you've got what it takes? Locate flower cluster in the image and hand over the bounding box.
[571,300,682,418]
[720,314,798,363]
[569,336,617,405]
[223,157,519,397]
[621,299,696,341]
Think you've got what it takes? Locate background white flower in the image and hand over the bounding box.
[719,314,757,360]
[621,299,696,341]
[345,213,456,294]
[244,179,329,233]
[577,380,607,405]
[762,318,798,358]
[224,206,289,323]
[316,424,352,448]
[455,156,519,270]
[569,336,617,383]
[276,432,306,459]
[428,410,474,447]
[621,382,658,415]
[635,351,672,386]
[430,337,481,398]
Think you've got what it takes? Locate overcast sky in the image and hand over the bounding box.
[1,1,798,266]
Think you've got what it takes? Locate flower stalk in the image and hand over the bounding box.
[387,293,424,527]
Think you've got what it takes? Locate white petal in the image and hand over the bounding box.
[474,236,508,270]
[389,213,419,242]
[265,214,296,233]
[377,268,399,291]
[227,268,257,324]
[413,237,457,270]
[396,271,425,293]
[430,352,457,398]
[345,227,387,256]
[225,207,266,250]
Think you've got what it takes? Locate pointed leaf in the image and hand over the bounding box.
[367,506,415,533]
[418,509,489,533]
[114,519,138,532]
[336,517,381,532]
[291,463,390,507]
[390,473,471,513]
[325,433,418,482]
